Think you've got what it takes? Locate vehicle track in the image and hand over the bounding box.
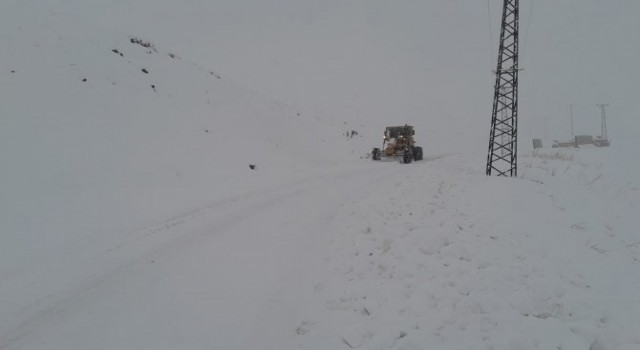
[0,162,409,350]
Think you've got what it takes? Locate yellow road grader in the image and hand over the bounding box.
[372,125,423,164]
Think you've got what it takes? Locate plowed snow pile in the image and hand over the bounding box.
[296,149,640,349]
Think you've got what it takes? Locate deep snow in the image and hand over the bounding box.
[1,1,639,350]
[3,149,639,350]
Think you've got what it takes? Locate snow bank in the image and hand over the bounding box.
[292,150,640,349]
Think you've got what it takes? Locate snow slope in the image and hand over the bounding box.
[3,147,639,350]
[2,1,640,350]
[304,150,640,350]
[0,0,367,284]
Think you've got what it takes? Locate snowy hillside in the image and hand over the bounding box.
[3,145,639,349]
[305,149,640,349]
[2,1,640,350]
[1,0,370,282]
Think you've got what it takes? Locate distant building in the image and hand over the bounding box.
[532,138,543,149]
[552,134,610,148]
[575,135,594,146]
[552,139,576,148]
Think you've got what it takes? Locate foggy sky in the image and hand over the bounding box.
[53,0,640,150]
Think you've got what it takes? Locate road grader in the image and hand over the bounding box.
[372,125,423,164]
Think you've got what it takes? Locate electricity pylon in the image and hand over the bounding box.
[597,103,609,141]
[486,0,520,177]
[570,104,575,138]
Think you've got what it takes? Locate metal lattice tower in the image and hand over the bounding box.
[486,0,520,177]
[597,103,609,140]
[570,104,575,138]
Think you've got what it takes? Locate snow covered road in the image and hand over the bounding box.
[0,161,402,350]
[2,150,639,350]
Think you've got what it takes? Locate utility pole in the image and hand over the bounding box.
[597,103,609,140]
[569,104,575,138]
[486,0,520,177]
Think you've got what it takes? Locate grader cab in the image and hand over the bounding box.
[372,125,423,164]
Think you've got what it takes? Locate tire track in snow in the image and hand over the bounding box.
[0,163,402,350]
[0,184,312,350]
